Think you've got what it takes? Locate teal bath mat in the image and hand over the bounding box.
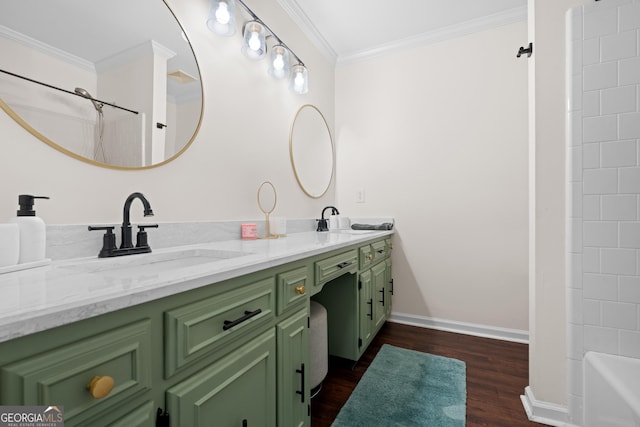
[332,344,466,426]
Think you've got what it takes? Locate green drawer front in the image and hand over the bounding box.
[371,240,388,263]
[277,266,310,314]
[165,277,275,377]
[359,244,373,270]
[315,249,358,286]
[0,320,152,426]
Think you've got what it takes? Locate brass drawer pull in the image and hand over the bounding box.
[87,375,115,399]
[223,309,262,331]
[295,285,306,295]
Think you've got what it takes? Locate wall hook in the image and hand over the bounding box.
[517,42,533,58]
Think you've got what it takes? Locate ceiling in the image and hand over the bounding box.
[278,0,528,62]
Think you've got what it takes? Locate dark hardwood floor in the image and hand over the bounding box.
[311,322,543,426]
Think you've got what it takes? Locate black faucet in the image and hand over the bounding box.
[316,206,339,232]
[121,192,154,249]
[89,192,157,258]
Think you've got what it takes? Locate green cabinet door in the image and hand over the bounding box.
[358,270,373,351]
[372,262,388,332]
[0,320,152,427]
[166,329,276,427]
[385,258,393,318]
[110,401,155,427]
[277,308,310,427]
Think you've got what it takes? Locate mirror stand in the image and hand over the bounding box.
[257,181,279,239]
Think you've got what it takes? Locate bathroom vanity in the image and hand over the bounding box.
[0,229,393,427]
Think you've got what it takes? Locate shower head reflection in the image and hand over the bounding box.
[74,87,103,111]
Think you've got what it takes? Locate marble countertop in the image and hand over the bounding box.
[0,230,393,343]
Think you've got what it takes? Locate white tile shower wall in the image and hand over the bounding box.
[567,1,640,424]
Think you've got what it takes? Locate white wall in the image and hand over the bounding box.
[0,0,335,225]
[335,22,529,332]
[527,0,589,414]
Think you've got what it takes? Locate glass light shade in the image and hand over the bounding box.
[206,0,236,37]
[268,45,290,79]
[289,64,308,94]
[241,21,267,60]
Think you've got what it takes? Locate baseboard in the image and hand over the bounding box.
[388,312,529,344]
[520,386,578,427]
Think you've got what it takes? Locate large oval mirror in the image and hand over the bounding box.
[289,105,334,198]
[0,0,203,169]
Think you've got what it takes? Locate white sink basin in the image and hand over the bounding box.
[57,248,250,274]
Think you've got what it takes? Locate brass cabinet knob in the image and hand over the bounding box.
[295,285,306,295]
[87,375,115,399]
[367,253,373,261]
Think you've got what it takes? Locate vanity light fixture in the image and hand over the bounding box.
[206,0,308,94]
[207,0,236,37]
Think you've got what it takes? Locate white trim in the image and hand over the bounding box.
[520,386,578,427]
[0,24,95,72]
[338,6,527,64]
[276,0,337,64]
[277,3,527,66]
[389,312,529,344]
[95,40,175,73]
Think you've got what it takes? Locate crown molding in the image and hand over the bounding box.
[0,24,95,72]
[338,6,527,64]
[95,40,176,73]
[275,3,527,66]
[276,0,338,65]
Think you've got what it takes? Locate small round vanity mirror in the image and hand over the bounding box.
[290,105,334,198]
[257,181,277,239]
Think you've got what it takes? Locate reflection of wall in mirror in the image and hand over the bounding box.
[167,97,200,158]
[95,40,172,167]
[292,106,333,197]
[0,32,172,167]
[0,35,97,158]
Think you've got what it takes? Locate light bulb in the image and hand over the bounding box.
[269,45,290,79]
[273,54,284,70]
[248,32,261,51]
[294,72,304,88]
[215,3,230,24]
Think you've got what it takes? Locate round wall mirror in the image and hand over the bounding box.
[289,105,334,198]
[0,0,203,170]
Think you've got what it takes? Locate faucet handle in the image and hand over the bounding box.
[136,224,158,248]
[88,226,116,258]
[138,224,159,230]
